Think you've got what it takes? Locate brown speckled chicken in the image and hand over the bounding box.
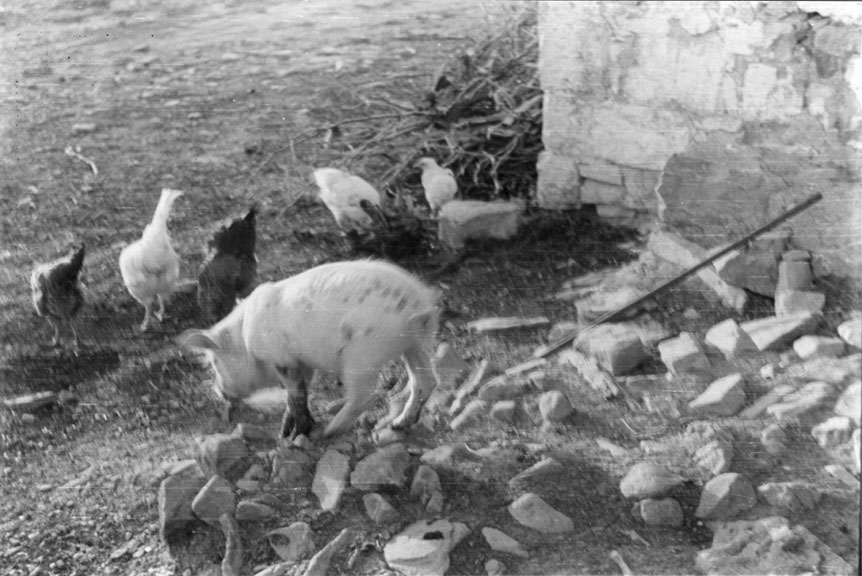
[197,204,258,325]
[31,244,86,348]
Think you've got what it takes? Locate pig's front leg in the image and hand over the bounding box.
[276,364,315,440]
[391,344,437,430]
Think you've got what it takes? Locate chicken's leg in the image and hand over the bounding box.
[69,320,79,350]
[48,318,61,347]
[155,294,167,322]
[140,302,152,332]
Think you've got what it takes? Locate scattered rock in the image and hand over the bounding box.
[235,500,276,522]
[696,516,853,576]
[574,323,648,375]
[777,254,813,290]
[793,335,846,361]
[410,465,442,507]
[383,519,470,576]
[619,462,684,500]
[194,433,251,481]
[546,321,579,343]
[508,457,563,492]
[304,528,355,576]
[694,439,734,477]
[71,122,97,135]
[311,449,350,512]
[485,558,505,576]
[799,356,861,386]
[270,445,313,487]
[467,316,550,333]
[421,443,481,469]
[713,248,779,297]
[350,443,411,491]
[704,319,758,359]
[363,493,400,524]
[538,390,573,423]
[490,400,519,424]
[481,527,529,558]
[739,384,795,419]
[267,522,316,562]
[767,381,836,421]
[449,399,488,431]
[834,380,861,425]
[853,428,861,474]
[432,343,471,388]
[757,482,821,512]
[558,348,621,398]
[232,423,277,450]
[760,423,788,456]
[658,332,710,375]
[219,513,242,576]
[824,464,859,488]
[508,493,573,533]
[811,416,855,449]
[575,285,652,323]
[449,359,491,416]
[740,313,821,352]
[695,473,756,520]
[478,375,535,403]
[157,470,207,543]
[837,316,862,349]
[775,289,827,317]
[595,437,629,457]
[191,475,236,527]
[505,357,548,376]
[438,200,522,251]
[688,373,746,417]
[631,498,683,527]
[1,391,59,412]
[759,362,778,380]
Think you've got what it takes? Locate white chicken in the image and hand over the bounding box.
[417,157,457,214]
[312,168,381,232]
[119,188,184,331]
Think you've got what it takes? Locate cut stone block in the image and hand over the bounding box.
[695,473,756,520]
[833,380,861,425]
[738,384,795,419]
[704,319,759,359]
[837,316,862,349]
[191,475,236,527]
[740,313,821,351]
[619,462,684,500]
[658,332,710,375]
[581,179,626,205]
[631,498,683,527]
[438,200,522,250]
[688,373,746,417]
[713,248,779,297]
[775,290,826,317]
[777,258,814,291]
[792,335,845,361]
[811,416,854,449]
[575,323,649,375]
[766,381,835,421]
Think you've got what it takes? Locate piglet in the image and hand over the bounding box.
[180,259,440,439]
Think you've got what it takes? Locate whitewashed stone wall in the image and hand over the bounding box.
[537,1,862,279]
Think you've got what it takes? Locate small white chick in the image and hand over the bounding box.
[312,168,381,232]
[417,157,457,214]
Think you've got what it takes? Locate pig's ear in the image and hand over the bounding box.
[178,329,220,351]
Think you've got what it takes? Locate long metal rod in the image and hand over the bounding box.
[531,192,824,360]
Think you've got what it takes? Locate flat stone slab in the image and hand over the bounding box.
[688,373,746,417]
[704,319,758,359]
[508,493,573,533]
[658,332,710,375]
[740,313,821,352]
[438,200,522,250]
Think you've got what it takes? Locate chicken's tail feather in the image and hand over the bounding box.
[68,244,86,278]
[243,387,288,414]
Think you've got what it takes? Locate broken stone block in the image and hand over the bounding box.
[194,433,251,481]
[834,380,861,425]
[740,313,821,351]
[350,443,410,492]
[158,470,208,544]
[658,332,710,375]
[191,475,236,527]
[799,356,861,386]
[757,482,821,512]
[775,290,826,317]
[619,462,684,500]
[777,255,814,291]
[384,519,470,576]
[538,390,573,423]
[431,343,471,389]
[581,179,626,205]
[508,493,573,533]
[490,400,519,424]
[760,423,788,456]
[824,464,859,488]
[410,465,441,506]
[694,439,734,477]
[270,446,313,487]
[536,150,580,209]
[738,384,795,419]
[811,416,854,449]
[478,375,535,403]
[449,399,488,431]
[696,516,853,576]
[363,493,400,524]
[508,457,563,492]
[438,200,522,251]
[579,161,623,186]
[704,319,759,359]
[631,498,683,527]
[837,316,861,349]
[853,429,861,475]
[467,316,550,332]
[481,527,529,558]
[574,323,649,375]
[695,473,756,520]
[688,373,746,417]
[267,522,316,562]
[575,285,651,323]
[235,501,275,522]
[713,248,779,297]
[766,381,835,421]
[312,449,350,512]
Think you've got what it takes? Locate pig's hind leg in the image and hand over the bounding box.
[276,364,315,440]
[390,343,437,430]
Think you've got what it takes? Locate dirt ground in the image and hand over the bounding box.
[1,1,859,575]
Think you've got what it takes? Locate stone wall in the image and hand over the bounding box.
[537,1,862,280]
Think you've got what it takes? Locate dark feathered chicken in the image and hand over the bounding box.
[31,244,86,348]
[198,205,258,325]
[353,199,436,259]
